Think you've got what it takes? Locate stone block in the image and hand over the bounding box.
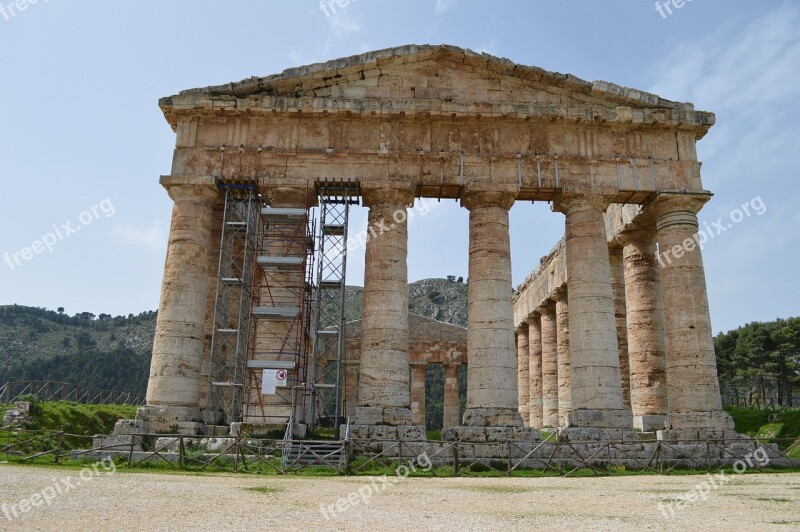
[565,408,633,429]
[633,415,666,432]
[92,434,143,451]
[113,419,147,435]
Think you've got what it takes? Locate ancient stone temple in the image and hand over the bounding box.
[124,44,733,442]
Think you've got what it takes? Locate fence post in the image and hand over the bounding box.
[55,431,63,464]
[342,440,351,475]
[179,436,185,469]
[506,441,512,476]
[452,443,460,477]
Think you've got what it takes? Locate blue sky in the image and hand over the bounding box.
[0,0,797,334]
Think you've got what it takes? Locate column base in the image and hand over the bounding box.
[353,406,414,426]
[133,405,204,435]
[633,414,667,432]
[564,408,633,429]
[344,424,426,441]
[557,427,647,442]
[462,407,524,427]
[441,426,540,443]
[665,410,736,431]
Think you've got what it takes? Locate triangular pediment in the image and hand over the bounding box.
[170,44,693,112]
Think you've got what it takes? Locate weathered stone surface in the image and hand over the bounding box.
[461,189,522,428]
[539,303,559,428]
[526,315,543,429]
[355,183,416,425]
[553,288,571,427]
[515,324,530,424]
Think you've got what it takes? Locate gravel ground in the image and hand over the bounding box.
[0,464,799,531]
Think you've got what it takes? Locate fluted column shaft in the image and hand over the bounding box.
[609,246,632,411]
[650,195,734,432]
[526,315,543,429]
[516,324,531,425]
[443,363,461,429]
[553,289,571,426]
[619,228,668,431]
[355,184,416,426]
[554,194,630,428]
[145,181,218,415]
[539,303,559,428]
[461,189,523,427]
[410,364,427,427]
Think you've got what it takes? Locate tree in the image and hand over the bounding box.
[57,307,65,314]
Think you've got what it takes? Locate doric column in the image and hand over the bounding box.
[141,177,218,429]
[355,183,416,426]
[343,360,360,418]
[617,227,668,431]
[609,245,631,411]
[526,314,543,429]
[553,193,631,429]
[648,193,734,434]
[443,363,461,429]
[516,324,531,425]
[410,363,427,427]
[461,188,523,427]
[553,287,571,426]
[539,302,559,428]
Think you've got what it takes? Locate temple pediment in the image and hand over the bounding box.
[160,45,712,134]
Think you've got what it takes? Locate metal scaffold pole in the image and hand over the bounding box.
[310,180,360,432]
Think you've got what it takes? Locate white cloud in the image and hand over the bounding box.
[436,0,458,14]
[113,220,165,250]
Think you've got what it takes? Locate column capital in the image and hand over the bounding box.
[551,286,568,304]
[615,223,657,247]
[551,192,613,215]
[643,191,712,219]
[537,300,556,316]
[525,313,541,327]
[460,186,516,211]
[361,181,416,208]
[515,323,529,334]
[160,176,218,204]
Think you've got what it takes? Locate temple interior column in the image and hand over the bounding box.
[410,363,427,427]
[139,178,218,433]
[609,245,632,412]
[618,226,669,431]
[553,287,572,426]
[539,302,559,428]
[443,363,461,429]
[649,194,735,436]
[461,189,523,427]
[355,184,416,426]
[526,314,543,429]
[516,324,531,426]
[553,193,631,429]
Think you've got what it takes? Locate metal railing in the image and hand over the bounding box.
[0,382,145,406]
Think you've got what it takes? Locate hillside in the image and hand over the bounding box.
[0,278,468,397]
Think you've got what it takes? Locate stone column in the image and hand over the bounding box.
[410,363,427,427]
[139,177,218,432]
[539,302,559,428]
[617,227,668,431]
[343,361,360,419]
[461,189,523,427]
[553,194,631,429]
[649,194,734,435]
[553,287,571,427]
[443,363,461,429]
[609,245,632,411]
[355,183,416,426]
[516,324,531,426]
[526,314,543,429]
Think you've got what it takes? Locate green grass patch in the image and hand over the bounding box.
[426,430,441,441]
[244,485,284,494]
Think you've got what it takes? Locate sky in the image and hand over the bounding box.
[0,0,797,334]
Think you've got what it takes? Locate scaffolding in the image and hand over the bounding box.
[310,180,360,431]
[243,195,316,425]
[206,179,260,425]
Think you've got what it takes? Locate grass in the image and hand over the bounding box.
[244,485,284,494]
[726,406,800,451]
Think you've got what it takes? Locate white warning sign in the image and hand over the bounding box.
[261,369,288,395]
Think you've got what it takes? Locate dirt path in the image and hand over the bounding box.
[1,465,798,530]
